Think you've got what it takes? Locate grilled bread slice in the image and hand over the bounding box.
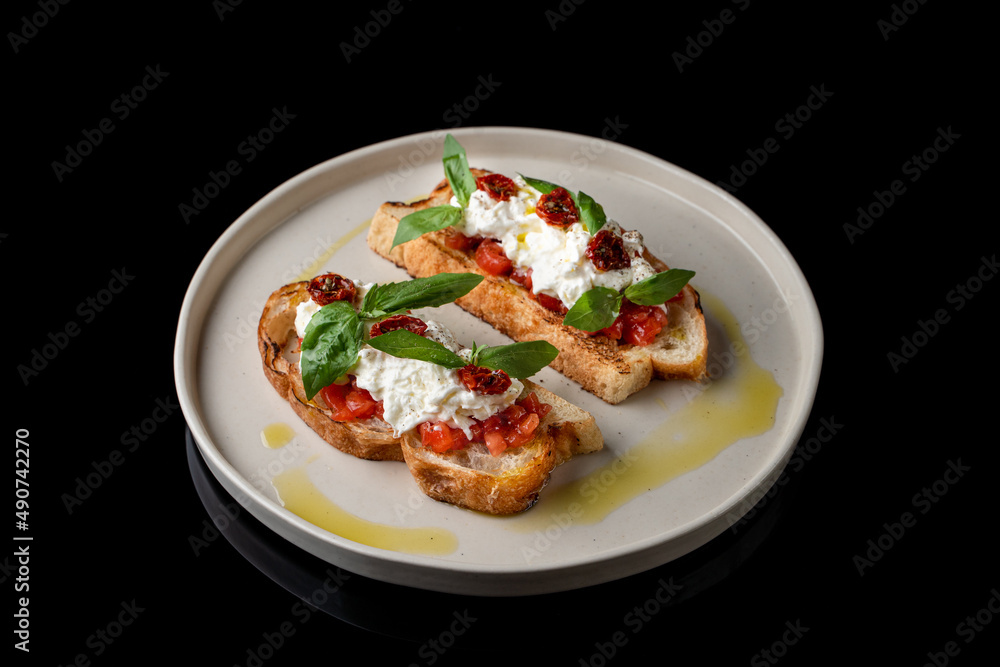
[366,170,709,404]
[257,280,603,514]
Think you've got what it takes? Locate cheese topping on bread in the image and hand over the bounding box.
[453,175,658,309]
[294,291,523,439]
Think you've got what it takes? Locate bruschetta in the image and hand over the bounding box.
[367,135,708,404]
[257,271,603,514]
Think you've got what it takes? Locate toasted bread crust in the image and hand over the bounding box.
[258,282,603,514]
[366,170,709,404]
[257,282,403,461]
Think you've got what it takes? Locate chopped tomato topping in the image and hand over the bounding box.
[320,377,383,422]
[510,267,533,290]
[370,315,428,338]
[535,292,567,315]
[417,392,550,456]
[445,230,483,252]
[474,239,514,277]
[308,273,356,306]
[510,267,567,314]
[586,229,631,272]
[476,173,519,201]
[587,299,668,346]
[535,187,579,227]
[457,364,512,395]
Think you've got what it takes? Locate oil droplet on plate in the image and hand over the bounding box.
[260,422,295,449]
[272,467,458,556]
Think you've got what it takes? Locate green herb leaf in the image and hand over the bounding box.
[561,286,623,333]
[576,191,606,235]
[470,340,559,379]
[391,205,463,249]
[443,134,477,207]
[300,301,364,400]
[359,273,484,319]
[365,329,468,369]
[624,268,696,305]
[518,174,562,195]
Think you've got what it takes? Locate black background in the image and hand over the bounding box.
[8,1,995,665]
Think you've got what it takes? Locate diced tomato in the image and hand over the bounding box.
[445,231,483,252]
[510,267,533,291]
[416,392,551,456]
[419,421,469,453]
[534,292,567,314]
[319,377,383,422]
[620,300,668,346]
[474,239,514,276]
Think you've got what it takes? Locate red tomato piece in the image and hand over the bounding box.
[370,315,428,338]
[586,229,631,271]
[308,273,356,305]
[620,300,668,346]
[319,382,355,421]
[510,267,533,291]
[458,365,512,395]
[445,231,483,252]
[475,239,513,277]
[320,378,383,422]
[536,187,580,227]
[476,173,519,201]
[419,421,469,453]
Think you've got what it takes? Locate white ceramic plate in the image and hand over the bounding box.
[174,127,822,596]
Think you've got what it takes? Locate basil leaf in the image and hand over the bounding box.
[576,191,606,235]
[365,329,467,369]
[359,273,484,319]
[443,134,477,207]
[624,269,696,306]
[471,340,559,379]
[562,286,623,333]
[518,174,562,195]
[391,205,463,248]
[300,301,364,400]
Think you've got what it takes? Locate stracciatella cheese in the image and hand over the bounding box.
[453,175,658,309]
[294,303,522,438]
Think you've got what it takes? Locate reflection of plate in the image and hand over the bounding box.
[174,127,823,596]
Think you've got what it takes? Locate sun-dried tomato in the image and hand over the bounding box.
[457,364,512,395]
[586,229,632,272]
[307,273,356,305]
[476,173,519,201]
[369,315,428,338]
[535,187,580,227]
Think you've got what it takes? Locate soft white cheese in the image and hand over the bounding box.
[295,301,522,437]
[453,175,657,309]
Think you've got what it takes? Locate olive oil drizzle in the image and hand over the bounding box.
[272,467,458,556]
[511,291,784,528]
